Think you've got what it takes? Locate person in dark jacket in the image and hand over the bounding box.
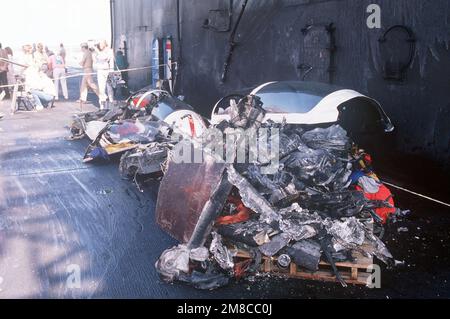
[115,50,128,84]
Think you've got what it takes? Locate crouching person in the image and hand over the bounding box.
[24,67,56,110]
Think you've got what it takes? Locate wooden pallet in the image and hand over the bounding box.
[234,243,373,286]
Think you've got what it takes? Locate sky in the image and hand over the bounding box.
[0,0,111,48]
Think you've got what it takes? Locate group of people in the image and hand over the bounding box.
[0,39,127,111]
[0,42,68,109]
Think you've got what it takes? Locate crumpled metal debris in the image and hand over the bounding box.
[282,144,352,191]
[227,165,280,224]
[83,118,173,162]
[302,191,366,218]
[105,120,171,146]
[259,233,291,257]
[154,99,401,290]
[280,221,317,242]
[324,217,366,252]
[119,142,173,178]
[155,245,190,281]
[190,246,210,262]
[157,245,229,290]
[322,216,393,264]
[85,121,109,140]
[210,232,234,270]
[243,164,306,206]
[216,219,275,247]
[278,129,304,159]
[301,124,349,152]
[227,95,266,130]
[365,232,394,264]
[68,107,124,140]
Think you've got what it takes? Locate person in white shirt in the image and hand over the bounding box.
[25,67,56,110]
[95,40,114,108]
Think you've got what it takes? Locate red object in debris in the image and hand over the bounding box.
[187,115,197,137]
[132,97,149,108]
[234,259,252,279]
[357,184,396,224]
[363,153,373,166]
[215,195,252,225]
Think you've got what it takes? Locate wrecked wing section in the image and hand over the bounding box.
[83,119,172,162]
[68,108,124,140]
[155,155,227,243]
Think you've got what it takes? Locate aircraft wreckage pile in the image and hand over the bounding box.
[154,96,401,290]
[68,91,405,290]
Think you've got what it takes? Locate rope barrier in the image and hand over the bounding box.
[0,58,177,89]
[383,181,450,208]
